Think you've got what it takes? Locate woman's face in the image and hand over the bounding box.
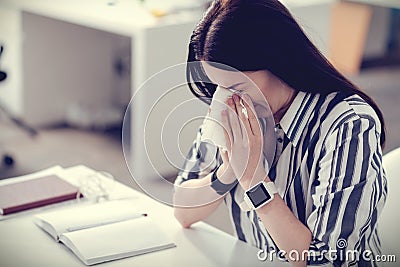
[201,61,292,117]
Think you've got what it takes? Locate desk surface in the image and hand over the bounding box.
[0,166,289,267]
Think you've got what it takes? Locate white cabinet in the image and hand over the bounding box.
[0,6,23,116]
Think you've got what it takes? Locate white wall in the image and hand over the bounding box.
[288,2,390,64]
[0,8,131,127]
[363,6,391,58]
[288,2,334,57]
[22,12,130,126]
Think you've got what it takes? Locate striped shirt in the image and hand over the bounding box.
[175,91,387,266]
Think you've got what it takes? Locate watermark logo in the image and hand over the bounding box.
[257,239,397,264]
[336,238,347,249]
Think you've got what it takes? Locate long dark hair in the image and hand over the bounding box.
[186,0,386,147]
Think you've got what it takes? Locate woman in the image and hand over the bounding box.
[173,0,387,266]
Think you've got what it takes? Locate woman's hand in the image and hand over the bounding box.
[220,94,268,190]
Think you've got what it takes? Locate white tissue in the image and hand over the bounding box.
[200,86,234,150]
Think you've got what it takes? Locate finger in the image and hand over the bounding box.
[233,94,252,139]
[242,94,262,137]
[220,149,229,163]
[226,97,242,141]
[220,110,232,152]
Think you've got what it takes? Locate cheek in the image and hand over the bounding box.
[243,88,269,106]
[242,89,273,117]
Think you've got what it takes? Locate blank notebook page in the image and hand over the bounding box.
[60,216,175,264]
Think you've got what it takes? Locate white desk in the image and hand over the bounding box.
[0,165,290,267]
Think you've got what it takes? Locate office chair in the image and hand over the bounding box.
[0,44,38,168]
[380,147,400,266]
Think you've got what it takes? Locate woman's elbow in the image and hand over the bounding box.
[174,208,193,228]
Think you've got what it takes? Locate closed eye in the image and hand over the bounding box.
[228,88,241,94]
[226,82,245,91]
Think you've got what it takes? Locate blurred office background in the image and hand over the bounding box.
[0,0,399,233]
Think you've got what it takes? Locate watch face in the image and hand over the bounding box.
[246,183,272,208]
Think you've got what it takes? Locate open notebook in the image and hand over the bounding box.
[34,200,176,265]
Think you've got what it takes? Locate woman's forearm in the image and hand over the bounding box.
[256,177,312,267]
[173,173,224,228]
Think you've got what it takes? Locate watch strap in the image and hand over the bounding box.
[239,200,252,212]
[210,167,237,195]
[264,181,278,195]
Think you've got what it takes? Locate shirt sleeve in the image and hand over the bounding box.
[305,116,387,266]
[174,127,221,186]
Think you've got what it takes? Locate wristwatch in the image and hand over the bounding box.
[239,181,278,211]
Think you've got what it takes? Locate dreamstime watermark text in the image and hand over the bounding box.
[257,239,397,264]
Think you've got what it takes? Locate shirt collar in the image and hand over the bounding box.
[278,91,319,147]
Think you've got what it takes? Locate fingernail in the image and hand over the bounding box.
[227,98,233,105]
[233,94,239,102]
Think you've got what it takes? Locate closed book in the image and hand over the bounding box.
[0,175,79,215]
